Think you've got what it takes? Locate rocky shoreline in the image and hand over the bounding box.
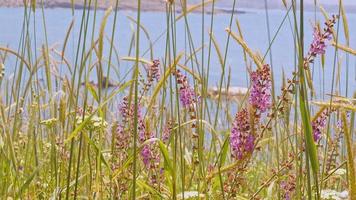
[0,0,249,14]
[0,0,355,13]
[0,0,170,12]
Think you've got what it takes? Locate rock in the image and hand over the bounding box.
[81,76,117,88]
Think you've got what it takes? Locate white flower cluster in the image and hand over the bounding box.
[321,189,348,200]
[76,115,108,131]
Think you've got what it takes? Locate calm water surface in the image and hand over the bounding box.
[0,7,355,98]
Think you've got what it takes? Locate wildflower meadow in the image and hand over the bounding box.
[0,0,355,199]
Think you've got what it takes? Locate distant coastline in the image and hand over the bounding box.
[0,0,355,13]
[0,0,246,14]
[0,0,173,12]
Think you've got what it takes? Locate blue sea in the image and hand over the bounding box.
[0,6,355,98]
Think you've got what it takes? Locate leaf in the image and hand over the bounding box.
[175,0,214,21]
[319,5,329,20]
[65,81,132,143]
[71,0,74,13]
[235,19,248,64]
[147,53,183,112]
[87,83,99,103]
[0,46,31,71]
[341,111,356,199]
[158,141,173,174]
[299,90,319,185]
[62,19,74,61]
[121,56,201,83]
[177,63,202,83]
[31,0,36,12]
[171,119,220,142]
[16,167,40,198]
[209,32,224,69]
[111,138,162,179]
[42,45,52,92]
[267,180,276,200]
[98,7,113,62]
[226,28,263,69]
[126,16,154,59]
[340,0,350,44]
[137,180,163,198]
[311,101,356,112]
[282,0,287,8]
[0,134,3,148]
[59,174,87,194]
[332,42,356,55]
[219,136,230,166]
[82,132,110,170]
[311,106,327,122]
[304,68,315,97]
[0,63,4,79]
[206,159,243,180]
[321,54,325,68]
[121,56,152,65]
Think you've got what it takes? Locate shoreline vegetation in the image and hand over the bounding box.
[0,0,355,199]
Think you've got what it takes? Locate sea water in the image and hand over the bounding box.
[0,7,355,98]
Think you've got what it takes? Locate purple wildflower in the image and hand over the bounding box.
[309,27,328,55]
[118,96,131,122]
[312,109,333,142]
[249,64,272,113]
[140,141,160,169]
[115,124,129,150]
[148,60,161,81]
[140,145,152,167]
[280,175,296,200]
[337,111,351,131]
[230,109,255,160]
[173,69,200,163]
[138,120,147,142]
[162,121,173,143]
[280,181,291,200]
[304,15,337,68]
[118,96,145,136]
[116,81,163,188]
[124,103,159,170]
[179,87,197,108]
[139,130,161,170]
[118,96,153,163]
[173,69,198,108]
[139,59,161,99]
